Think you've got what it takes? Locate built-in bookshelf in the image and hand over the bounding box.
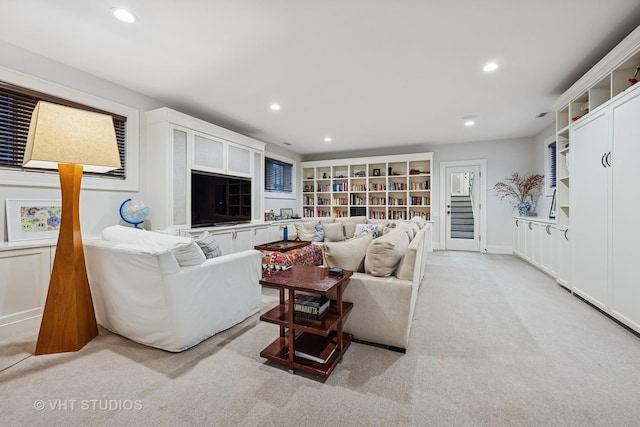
[301,153,433,220]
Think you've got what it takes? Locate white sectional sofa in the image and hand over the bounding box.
[84,226,261,352]
[293,216,431,351]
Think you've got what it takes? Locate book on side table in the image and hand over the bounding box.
[294,333,337,364]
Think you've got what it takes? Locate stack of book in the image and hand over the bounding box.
[294,294,330,320]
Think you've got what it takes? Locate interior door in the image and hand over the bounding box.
[445,165,480,251]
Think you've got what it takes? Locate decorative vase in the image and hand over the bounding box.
[518,201,531,216]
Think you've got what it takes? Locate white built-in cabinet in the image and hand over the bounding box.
[570,83,640,329]
[555,226,570,289]
[0,244,53,337]
[570,109,609,309]
[512,218,557,278]
[146,108,265,230]
[550,24,640,334]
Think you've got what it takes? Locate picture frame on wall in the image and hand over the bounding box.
[5,199,62,242]
[549,189,557,219]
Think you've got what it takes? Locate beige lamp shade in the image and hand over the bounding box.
[23,101,121,173]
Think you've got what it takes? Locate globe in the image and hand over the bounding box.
[119,199,149,228]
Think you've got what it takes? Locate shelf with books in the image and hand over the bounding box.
[258,266,353,377]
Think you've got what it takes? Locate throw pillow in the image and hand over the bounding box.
[354,223,379,238]
[194,231,222,258]
[364,228,410,277]
[323,222,346,242]
[294,221,319,241]
[340,216,368,238]
[396,222,415,240]
[312,224,325,242]
[323,234,373,273]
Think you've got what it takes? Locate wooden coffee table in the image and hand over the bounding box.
[259,265,353,377]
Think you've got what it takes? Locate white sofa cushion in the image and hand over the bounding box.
[102,225,206,266]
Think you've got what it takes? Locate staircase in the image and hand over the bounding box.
[450,195,474,239]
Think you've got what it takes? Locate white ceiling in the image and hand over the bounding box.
[1,1,640,156]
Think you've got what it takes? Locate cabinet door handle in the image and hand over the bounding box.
[564,229,569,241]
[606,151,611,167]
[515,219,519,227]
[601,152,607,168]
[546,225,550,234]
[528,222,532,230]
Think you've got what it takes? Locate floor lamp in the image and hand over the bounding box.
[23,101,121,355]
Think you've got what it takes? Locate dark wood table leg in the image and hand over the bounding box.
[287,289,295,374]
[337,283,343,361]
[279,288,285,338]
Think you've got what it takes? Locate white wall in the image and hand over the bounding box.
[0,41,164,241]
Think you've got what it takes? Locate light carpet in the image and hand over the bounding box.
[2,251,640,426]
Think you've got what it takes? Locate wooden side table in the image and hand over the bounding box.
[259,265,353,377]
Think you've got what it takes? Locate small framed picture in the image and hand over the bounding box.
[373,168,381,176]
[549,189,557,219]
[5,199,62,242]
[280,208,293,219]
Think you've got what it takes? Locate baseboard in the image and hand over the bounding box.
[351,338,406,353]
[431,243,512,254]
[0,309,41,338]
[486,245,512,254]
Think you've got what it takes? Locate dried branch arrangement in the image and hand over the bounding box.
[493,172,545,204]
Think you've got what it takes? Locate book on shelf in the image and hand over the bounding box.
[294,333,337,364]
[294,294,330,316]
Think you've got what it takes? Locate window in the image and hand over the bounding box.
[0,81,126,179]
[545,137,557,196]
[265,157,293,194]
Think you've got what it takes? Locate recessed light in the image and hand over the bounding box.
[463,115,478,126]
[270,103,281,111]
[112,7,136,23]
[483,62,499,72]
[324,137,332,143]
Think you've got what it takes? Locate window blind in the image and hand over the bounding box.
[0,81,126,179]
[265,157,292,193]
[548,142,557,188]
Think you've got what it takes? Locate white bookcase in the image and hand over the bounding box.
[301,153,433,220]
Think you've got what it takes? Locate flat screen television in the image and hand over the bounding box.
[191,172,252,227]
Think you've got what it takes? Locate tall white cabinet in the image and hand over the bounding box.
[570,109,610,309]
[571,84,640,329]
[146,108,266,230]
[551,24,640,334]
[609,89,640,330]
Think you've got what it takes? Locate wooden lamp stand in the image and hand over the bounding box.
[35,164,98,354]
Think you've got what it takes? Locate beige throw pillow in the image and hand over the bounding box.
[323,234,373,273]
[340,216,368,238]
[323,222,345,242]
[294,221,319,241]
[364,228,410,277]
